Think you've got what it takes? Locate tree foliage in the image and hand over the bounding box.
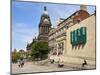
[12,52,21,63]
[31,41,50,60]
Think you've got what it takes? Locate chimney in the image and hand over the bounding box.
[80,5,87,11]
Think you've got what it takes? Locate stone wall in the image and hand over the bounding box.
[62,14,96,66]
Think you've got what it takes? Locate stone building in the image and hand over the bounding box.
[49,5,96,67]
[64,13,96,66]
[26,38,37,53]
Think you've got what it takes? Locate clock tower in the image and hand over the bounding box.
[38,6,52,41]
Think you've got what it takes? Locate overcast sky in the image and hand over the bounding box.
[12,1,96,51]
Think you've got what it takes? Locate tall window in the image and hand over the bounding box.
[78,29,80,36]
[70,27,87,45]
[82,27,86,35]
[75,30,77,42]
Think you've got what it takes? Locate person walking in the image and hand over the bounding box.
[17,59,21,68]
[20,59,24,68]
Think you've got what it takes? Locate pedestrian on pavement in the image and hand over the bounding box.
[17,59,21,68]
[20,59,24,68]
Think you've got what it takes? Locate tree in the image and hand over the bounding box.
[31,41,50,60]
[12,52,21,63]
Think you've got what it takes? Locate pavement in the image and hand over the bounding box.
[12,60,96,74]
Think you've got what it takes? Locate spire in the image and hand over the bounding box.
[44,6,47,11]
[35,36,36,40]
[43,6,48,15]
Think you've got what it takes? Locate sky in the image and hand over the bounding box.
[12,0,96,51]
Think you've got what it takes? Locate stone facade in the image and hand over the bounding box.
[63,14,96,66]
[49,7,90,56]
[49,6,96,67]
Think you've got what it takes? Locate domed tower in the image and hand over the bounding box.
[38,6,52,41]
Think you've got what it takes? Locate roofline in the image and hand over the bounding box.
[57,9,90,26]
